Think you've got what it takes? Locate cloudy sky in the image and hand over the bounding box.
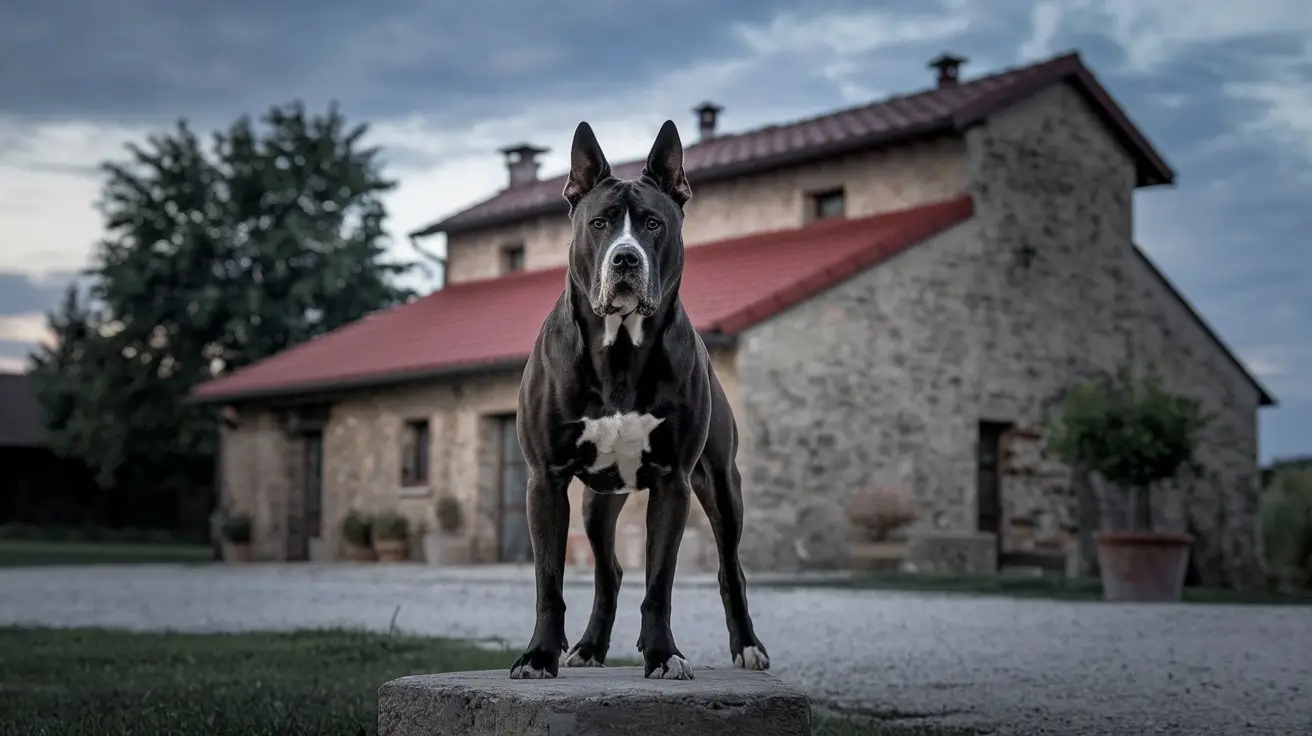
[1,0,1307,462]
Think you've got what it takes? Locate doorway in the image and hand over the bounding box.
[296,430,324,560]
[497,415,532,562]
[976,420,1009,561]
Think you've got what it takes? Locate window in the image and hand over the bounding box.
[501,243,526,274]
[810,188,846,220]
[400,419,430,487]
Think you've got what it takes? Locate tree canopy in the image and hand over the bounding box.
[29,102,417,532]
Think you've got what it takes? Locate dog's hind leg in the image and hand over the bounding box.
[564,488,628,667]
[693,450,771,671]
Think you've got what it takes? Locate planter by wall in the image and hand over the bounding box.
[1095,530,1193,602]
[421,532,472,566]
[374,539,409,563]
[221,541,252,563]
[344,542,376,562]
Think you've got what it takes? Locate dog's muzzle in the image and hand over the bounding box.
[593,243,655,316]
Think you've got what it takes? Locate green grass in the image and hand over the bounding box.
[762,570,1312,605]
[0,539,213,567]
[0,627,974,736]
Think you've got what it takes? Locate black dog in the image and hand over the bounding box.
[508,120,770,680]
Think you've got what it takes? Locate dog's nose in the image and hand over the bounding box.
[610,246,642,270]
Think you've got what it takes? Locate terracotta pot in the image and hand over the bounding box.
[373,538,409,563]
[221,541,252,563]
[344,542,376,562]
[1095,530,1193,602]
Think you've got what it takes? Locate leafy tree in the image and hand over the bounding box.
[1259,466,1312,590]
[28,102,416,534]
[1046,365,1212,531]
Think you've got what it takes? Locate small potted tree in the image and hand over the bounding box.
[421,495,471,565]
[1047,365,1211,602]
[341,510,375,562]
[846,485,919,570]
[217,511,253,563]
[371,512,411,563]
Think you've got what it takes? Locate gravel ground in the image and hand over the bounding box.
[1,563,1309,735]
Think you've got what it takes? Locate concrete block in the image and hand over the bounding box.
[378,666,812,736]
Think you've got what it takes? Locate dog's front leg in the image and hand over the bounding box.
[509,470,571,679]
[636,475,694,679]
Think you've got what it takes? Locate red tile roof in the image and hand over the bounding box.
[191,197,975,403]
[416,51,1173,238]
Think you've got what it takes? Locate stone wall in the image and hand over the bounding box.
[219,411,295,560]
[733,221,985,571]
[965,83,1265,588]
[220,347,742,571]
[444,138,969,284]
[731,82,1265,587]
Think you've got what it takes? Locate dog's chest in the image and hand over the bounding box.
[571,411,670,493]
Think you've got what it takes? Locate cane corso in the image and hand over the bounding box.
[508,120,770,680]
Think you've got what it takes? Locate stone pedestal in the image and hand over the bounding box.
[378,667,812,736]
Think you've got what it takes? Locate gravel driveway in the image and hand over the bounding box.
[1,563,1308,735]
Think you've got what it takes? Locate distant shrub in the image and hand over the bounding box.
[1260,466,1312,590]
[342,511,372,547]
[371,512,410,542]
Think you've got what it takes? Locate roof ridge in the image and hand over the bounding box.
[414,51,1088,237]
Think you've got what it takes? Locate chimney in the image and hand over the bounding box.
[499,143,549,188]
[928,53,968,88]
[693,101,724,141]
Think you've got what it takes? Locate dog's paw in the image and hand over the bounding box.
[508,644,563,680]
[646,654,695,680]
[733,645,770,671]
[563,645,605,667]
[508,663,555,679]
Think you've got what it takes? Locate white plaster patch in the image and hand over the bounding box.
[508,663,555,679]
[576,412,664,491]
[734,645,770,671]
[563,648,604,667]
[649,654,695,680]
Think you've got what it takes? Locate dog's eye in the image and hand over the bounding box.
[644,217,661,231]
[589,217,607,230]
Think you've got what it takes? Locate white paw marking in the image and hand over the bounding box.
[577,412,664,491]
[564,649,604,667]
[508,664,555,679]
[650,654,695,680]
[734,646,770,670]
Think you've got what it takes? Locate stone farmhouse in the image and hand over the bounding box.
[191,51,1274,589]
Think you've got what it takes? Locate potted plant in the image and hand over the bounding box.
[371,512,411,562]
[340,510,375,562]
[846,485,920,570]
[216,511,253,563]
[1047,365,1211,602]
[421,496,472,565]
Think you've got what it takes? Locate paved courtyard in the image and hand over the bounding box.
[1,563,1308,735]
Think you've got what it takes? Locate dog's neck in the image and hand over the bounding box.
[566,276,680,402]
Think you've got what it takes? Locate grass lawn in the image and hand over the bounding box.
[0,540,213,567]
[761,570,1312,605]
[0,627,977,736]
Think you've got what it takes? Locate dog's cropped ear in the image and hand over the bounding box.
[641,120,692,208]
[563,122,612,215]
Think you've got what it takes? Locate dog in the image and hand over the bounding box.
[508,119,770,680]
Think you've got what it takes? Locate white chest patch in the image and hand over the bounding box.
[576,412,664,491]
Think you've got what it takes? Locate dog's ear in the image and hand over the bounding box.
[563,122,612,214]
[641,120,692,208]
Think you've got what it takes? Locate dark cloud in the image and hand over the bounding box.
[0,271,80,317]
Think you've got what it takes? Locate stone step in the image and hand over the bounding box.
[378,666,812,736]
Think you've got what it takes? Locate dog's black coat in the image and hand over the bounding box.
[509,120,769,680]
